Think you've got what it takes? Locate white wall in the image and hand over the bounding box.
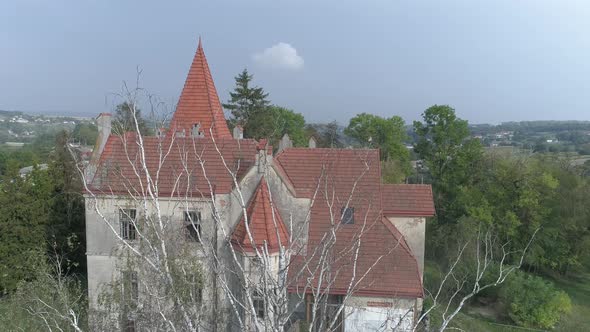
[344,296,416,332]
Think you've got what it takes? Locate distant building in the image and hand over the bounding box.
[19,163,48,177]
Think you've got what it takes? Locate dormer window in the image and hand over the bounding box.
[191,123,204,138]
[341,207,354,225]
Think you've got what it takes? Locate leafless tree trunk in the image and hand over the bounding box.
[414,226,540,332]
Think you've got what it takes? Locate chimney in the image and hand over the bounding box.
[257,139,269,174]
[308,136,317,149]
[277,133,292,153]
[86,113,112,183]
[233,125,243,139]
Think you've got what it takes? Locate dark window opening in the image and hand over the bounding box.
[122,270,138,310]
[189,274,203,304]
[123,318,135,332]
[341,207,354,224]
[120,209,137,240]
[184,211,202,242]
[253,290,265,319]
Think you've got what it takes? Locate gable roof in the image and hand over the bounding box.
[381,184,435,217]
[169,38,231,140]
[231,177,290,253]
[276,148,423,298]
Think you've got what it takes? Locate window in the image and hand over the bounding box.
[120,209,137,240]
[191,123,204,137]
[341,207,354,224]
[122,270,138,309]
[253,290,265,319]
[184,211,202,242]
[123,318,136,332]
[188,274,203,304]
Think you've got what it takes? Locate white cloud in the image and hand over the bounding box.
[252,42,304,70]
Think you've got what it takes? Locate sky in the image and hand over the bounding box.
[2,0,590,125]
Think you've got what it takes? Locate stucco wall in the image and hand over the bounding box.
[387,216,426,277]
[266,165,311,252]
[84,155,307,331]
[344,296,416,332]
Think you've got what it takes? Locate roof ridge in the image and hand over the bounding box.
[281,147,380,152]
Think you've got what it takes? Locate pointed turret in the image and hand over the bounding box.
[170,38,231,139]
[231,177,289,253]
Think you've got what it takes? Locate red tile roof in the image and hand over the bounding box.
[381,184,435,217]
[89,134,257,196]
[231,177,289,253]
[276,148,424,298]
[169,38,231,140]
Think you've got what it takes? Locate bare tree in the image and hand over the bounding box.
[414,225,540,332]
[0,250,86,332]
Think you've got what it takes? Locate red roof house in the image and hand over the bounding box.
[85,39,436,330]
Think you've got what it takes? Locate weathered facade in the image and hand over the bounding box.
[84,40,435,331]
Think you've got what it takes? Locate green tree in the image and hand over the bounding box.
[500,271,571,329]
[414,105,483,223]
[345,113,411,182]
[0,253,87,331]
[223,69,270,132]
[71,123,98,145]
[272,106,306,147]
[246,105,306,146]
[306,121,343,148]
[0,161,51,293]
[113,102,150,135]
[46,131,86,275]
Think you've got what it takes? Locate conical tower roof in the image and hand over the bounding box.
[231,177,289,253]
[170,38,231,139]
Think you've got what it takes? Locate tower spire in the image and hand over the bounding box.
[169,38,231,139]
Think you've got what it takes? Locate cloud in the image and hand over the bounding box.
[252,43,304,70]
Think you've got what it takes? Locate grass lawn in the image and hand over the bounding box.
[550,269,590,332]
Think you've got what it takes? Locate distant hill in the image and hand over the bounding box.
[0,110,24,118]
[0,109,94,119]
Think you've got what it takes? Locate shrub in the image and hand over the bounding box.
[500,271,571,329]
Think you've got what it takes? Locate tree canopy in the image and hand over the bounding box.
[414,105,483,223]
[113,101,150,135]
[345,113,411,182]
[223,69,270,132]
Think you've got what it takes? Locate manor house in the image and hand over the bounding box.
[84,39,435,331]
